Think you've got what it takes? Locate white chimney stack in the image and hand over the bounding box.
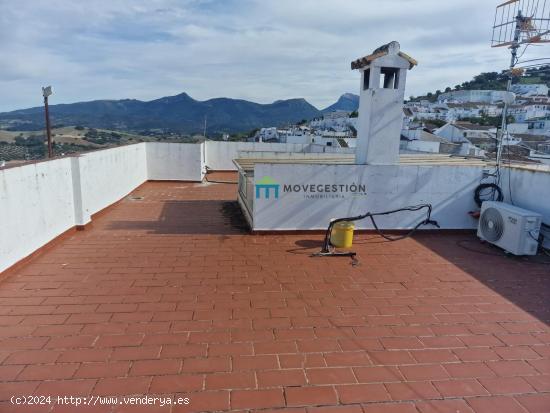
[351,41,417,165]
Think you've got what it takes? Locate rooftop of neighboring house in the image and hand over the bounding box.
[446,103,489,109]
[452,122,495,131]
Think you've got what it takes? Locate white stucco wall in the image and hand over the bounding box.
[205,142,309,171]
[3,142,549,273]
[406,140,440,153]
[0,144,150,272]
[356,52,410,165]
[237,151,355,162]
[500,166,550,247]
[253,163,484,231]
[146,142,204,181]
[79,144,148,221]
[502,167,550,223]
[0,158,76,273]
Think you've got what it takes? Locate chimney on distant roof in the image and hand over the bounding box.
[351,41,417,165]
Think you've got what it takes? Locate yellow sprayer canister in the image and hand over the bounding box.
[330,221,355,248]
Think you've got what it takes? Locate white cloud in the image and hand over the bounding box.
[0,0,547,112]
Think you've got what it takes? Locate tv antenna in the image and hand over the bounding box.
[491,0,550,169]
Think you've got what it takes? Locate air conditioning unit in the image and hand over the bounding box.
[477,201,541,256]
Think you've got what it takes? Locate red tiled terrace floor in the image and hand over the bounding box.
[1,172,549,412]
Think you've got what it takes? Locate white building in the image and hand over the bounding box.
[507,122,530,134]
[508,119,550,137]
[519,95,550,105]
[323,110,349,120]
[434,122,495,143]
[526,118,550,136]
[538,141,550,153]
[511,83,549,97]
[310,114,357,133]
[404,100,503,123]
[255,127,279,142]
[509,104,550,122]
[400,128,458,154]
[528,141,550,165]
[438,90,513,104]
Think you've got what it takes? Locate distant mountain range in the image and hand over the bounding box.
[0,92,360,134]
[322,93,360,113]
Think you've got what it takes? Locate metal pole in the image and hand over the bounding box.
[44,95,53,158]
[497,10,523,168]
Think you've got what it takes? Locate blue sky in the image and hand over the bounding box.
[0,0,547,112]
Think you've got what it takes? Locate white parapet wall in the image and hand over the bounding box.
[502,166,550,247]
[503,167,550,222]
[146,142,205,181]
[78,144,148,224]
[3,141,549,273]
[0,142,208,273]
[205,141,309,171]
[252,163,485,230]
[0,158,77,273]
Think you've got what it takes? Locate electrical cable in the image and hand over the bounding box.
[312,204,439,260]
[204,175,238,184]
[515,43,532,63]
[365,206,438,242]
[474,183,504,207]
[203,166,238,184]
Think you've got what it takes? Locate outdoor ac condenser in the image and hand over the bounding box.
[477,201,542,256]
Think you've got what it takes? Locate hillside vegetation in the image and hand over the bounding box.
[0,93,322,135]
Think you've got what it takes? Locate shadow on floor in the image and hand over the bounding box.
[107,200,249,235]
[289,232,550,324]
[415,233,550,325]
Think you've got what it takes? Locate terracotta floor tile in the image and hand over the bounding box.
[467,396,530,413]
[0,177,549,410]
[515,393,550,413]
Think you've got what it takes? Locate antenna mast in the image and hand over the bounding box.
[491,0,550,169]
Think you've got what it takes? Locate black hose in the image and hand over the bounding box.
[474,183,503,208]
[204,166,238,184]
[318,204,439,254]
